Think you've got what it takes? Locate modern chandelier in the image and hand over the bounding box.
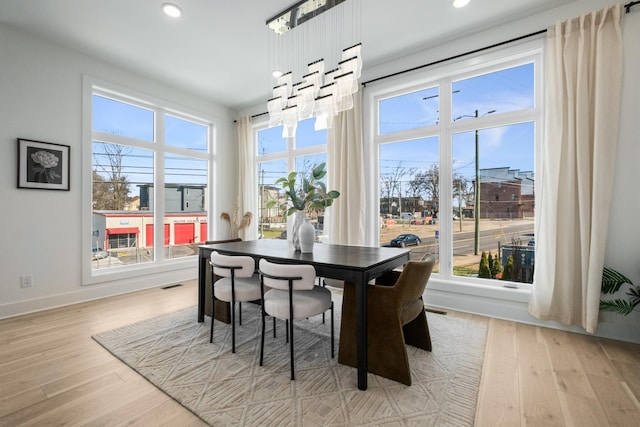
[265,0,362,137]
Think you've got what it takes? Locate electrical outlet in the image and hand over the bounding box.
[20,275,33,288]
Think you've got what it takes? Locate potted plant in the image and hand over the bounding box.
[600,267,640,315]
[266,162,340,251]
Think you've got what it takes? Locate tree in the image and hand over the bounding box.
[380,161,415,215]
[409,164,439,214]
[492,253,503,279]
[478,251,491,279]
[502,254,514,281]
[92,143,131,210]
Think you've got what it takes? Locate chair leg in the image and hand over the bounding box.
[238,302,242,325]
[260,304,265,366]
[231,296,236,353]
[210,276,215,344]
[289,317,295,381]
[320,277,326,324]
[273,317,277,338]
[285,319,289,343]
[330,302,334,358]
[403,309,432,351]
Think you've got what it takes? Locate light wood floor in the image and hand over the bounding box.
[1,280,639,426]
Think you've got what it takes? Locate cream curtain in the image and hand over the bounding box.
[235,116,256,240]
[529,4,623,333]
[327,91,365,245]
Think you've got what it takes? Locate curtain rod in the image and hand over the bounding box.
[238,1,638,123]
[363,1,637,87]
[362,29,547,87]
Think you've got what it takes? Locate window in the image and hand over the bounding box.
[86,83,212,280]
[256,117,328,241]
[374,46,540,287]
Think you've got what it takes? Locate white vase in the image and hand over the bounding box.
[299,218,315,253]
[290,210,305,251]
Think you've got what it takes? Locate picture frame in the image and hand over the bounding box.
[17,138,70,191]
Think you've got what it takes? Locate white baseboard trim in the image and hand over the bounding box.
[0,269,197,320]
[424,280,640,344]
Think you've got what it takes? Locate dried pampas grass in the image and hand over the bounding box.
[220,206,252,238]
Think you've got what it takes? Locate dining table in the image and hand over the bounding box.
[197,238,410,391]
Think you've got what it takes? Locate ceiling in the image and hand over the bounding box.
[0,0,568,111]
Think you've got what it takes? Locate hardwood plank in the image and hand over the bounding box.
[0,349,113,400]
[569,333,618,379]
[70,388,163,427]
[540,328,599,399]
[0,373,125,426]
[556,391,609,427]
[610,360,640,404]
[600,338,640,365]
[124,398,204,427]
[40,359,128,397]
[0,387,47,418]
[475,352,521,427]
[586,373,640,425]
[516,323,566,426]
[159,410,208,427]
[486,317,518,359]
[19,377,152,427]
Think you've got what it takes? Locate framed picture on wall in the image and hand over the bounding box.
[17,138,70,191]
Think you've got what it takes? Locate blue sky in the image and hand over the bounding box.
[92,95,208,189]
[378,63,535,185]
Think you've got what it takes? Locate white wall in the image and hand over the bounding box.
[0,24,236,318]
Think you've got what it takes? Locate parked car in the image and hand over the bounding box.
[92,247,109,260]
[390,233,421,248]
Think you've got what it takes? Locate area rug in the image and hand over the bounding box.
[93,299,487,426]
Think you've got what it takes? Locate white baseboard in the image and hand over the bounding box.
[0,269,197,320]
[424,278,640,344]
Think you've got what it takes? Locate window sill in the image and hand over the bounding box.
[427,276,531,303]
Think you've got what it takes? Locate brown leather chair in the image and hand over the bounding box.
[203,238,242,323]
[338,255,436,385]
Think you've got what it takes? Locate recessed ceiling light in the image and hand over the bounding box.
[162,3,182,18]
[453,0,471,8]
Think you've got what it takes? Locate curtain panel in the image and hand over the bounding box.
[235,116,256,241]
[529,3,623,333]
[327,91,366,245]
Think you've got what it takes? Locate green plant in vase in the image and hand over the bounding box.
[266,162,340,250]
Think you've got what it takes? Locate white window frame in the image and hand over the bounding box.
[363,39,542,302]
[81,76,215,285]
[253,118,328,231]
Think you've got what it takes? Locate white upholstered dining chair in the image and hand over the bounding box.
[209,251,261,353]
[258,259,334,380]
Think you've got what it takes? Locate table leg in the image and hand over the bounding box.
[356,273,368,390]
[198,251,206,322]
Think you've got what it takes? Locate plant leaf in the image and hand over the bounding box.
[601,267,633,294]
[599,298,635,315]
[311,162,326,180]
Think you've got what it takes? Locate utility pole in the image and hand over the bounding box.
[454,107,496,255]
[458,181,463,232]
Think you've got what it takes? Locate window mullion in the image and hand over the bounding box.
[439,81,454,279]
[155,110,165,262]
